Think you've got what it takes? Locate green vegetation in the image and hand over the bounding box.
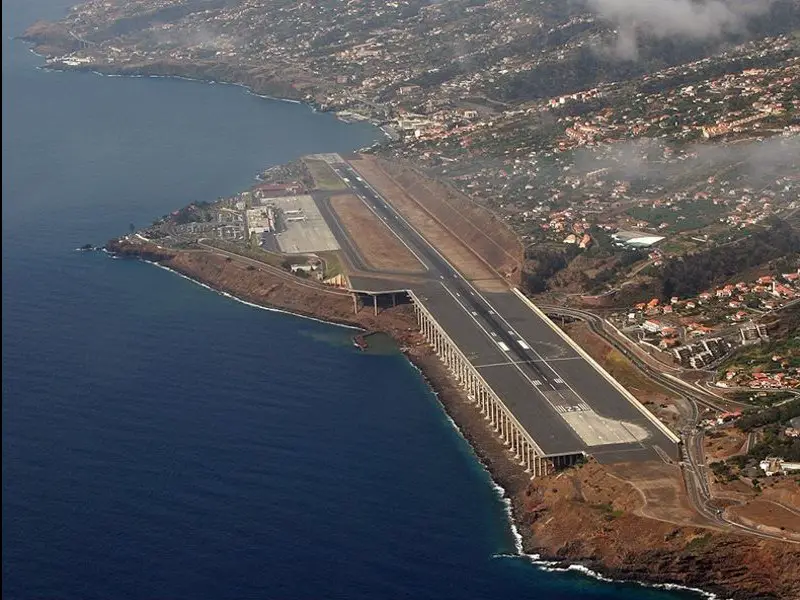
[590,502,624,521]
[626,199,726,233]
[316,250,344,279]
[202,238,289,269]
[657,219,800,299]
[747,426,800,462]
[683,533,713,553]
[172,200,214,225]
[727,339,799,372]
[523,244,580,292]
[710,460,739,482]
[304,159,346,191]
[730,391,797,408]
[737,399,800,433]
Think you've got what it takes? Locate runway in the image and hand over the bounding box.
[329,160,679,461]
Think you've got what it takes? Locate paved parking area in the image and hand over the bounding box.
[273,195,340,254]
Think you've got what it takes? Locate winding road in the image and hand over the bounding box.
[540,305,799,544]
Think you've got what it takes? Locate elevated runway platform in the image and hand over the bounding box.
[312,154,680,466]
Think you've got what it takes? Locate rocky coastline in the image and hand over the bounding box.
[21,10,800,598]
[19,25,389,129]
[105,239,800,600]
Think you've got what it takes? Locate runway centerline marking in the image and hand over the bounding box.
[474,357,584,369]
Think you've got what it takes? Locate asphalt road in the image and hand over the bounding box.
[542,306,799,543]
[331,161,678,461]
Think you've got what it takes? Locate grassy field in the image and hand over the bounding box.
[316,250,345,279]
[304,159,347,191]
[201,238,311,270]
[626,199,726,233]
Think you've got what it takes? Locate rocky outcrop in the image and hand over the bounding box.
[19,20,81,56]
[105,238,176,263]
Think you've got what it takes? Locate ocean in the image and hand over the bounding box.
[2,2,699,599]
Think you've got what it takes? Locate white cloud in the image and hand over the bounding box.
[585,0,774,59]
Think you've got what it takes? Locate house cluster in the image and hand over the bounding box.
[631,270,800,329]
[619,268,799,370]
[722,356,800,391]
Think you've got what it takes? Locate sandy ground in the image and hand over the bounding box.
[329,193,425,273]
[728,498,800,534]
[603,461,708,526]
[704,428,800,535]
[373,156,523,279]
[705,427,748,460]
[349,156,508,292]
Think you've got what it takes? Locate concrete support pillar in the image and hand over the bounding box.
[524,445,531,472]
[373,295,378,316]
[353,293,359,315]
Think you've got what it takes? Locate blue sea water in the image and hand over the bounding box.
[2,2,701,599]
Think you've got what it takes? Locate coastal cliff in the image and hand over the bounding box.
[107,239,800,600]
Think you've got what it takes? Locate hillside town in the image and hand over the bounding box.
[611,268,799,386]
[25,0,800,447]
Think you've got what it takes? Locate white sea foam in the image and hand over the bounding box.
[421,389,530,560]
[536,563,724,599]
[139,259,361,330]
[421,371,724,599]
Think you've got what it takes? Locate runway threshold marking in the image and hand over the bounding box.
[473,357,584,369]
